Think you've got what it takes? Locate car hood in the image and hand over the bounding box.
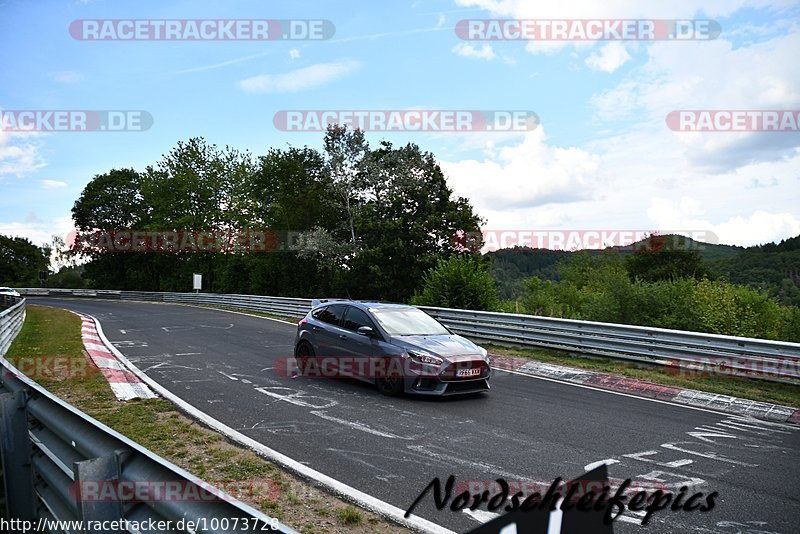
[390,334,484,359]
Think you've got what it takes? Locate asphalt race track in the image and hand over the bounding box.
[30,298,800,533]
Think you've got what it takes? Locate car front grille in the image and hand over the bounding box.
[439,359,490,381]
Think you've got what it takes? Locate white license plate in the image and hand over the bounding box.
[456,368,481,377]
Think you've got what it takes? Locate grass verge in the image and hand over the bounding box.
[486,343,800,408]
[4,305,408,534]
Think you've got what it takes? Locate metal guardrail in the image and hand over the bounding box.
[0,296,25,357]
[0,297,298,533]
[15,288,800,381]
[418,306,800,381]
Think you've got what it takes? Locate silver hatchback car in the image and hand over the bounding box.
[294,301,491,396]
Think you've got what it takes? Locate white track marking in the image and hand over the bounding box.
[142,362,167,373]
[719,420,790,434]
[218,371,239,381]
[623,450,693,468]
[310,411,410,439]
[661,442,758,467]
[639,470,705,487]
[161,326,194,332]
[616,515,643,524]
[584,458,620,471]
[407,445,524,480]
[463,509,500,523]
[110,340,148,347]
[254,386,338,409]
[687,427,739,444]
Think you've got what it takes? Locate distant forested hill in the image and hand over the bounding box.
[711,235,800,306]
[489,248,568,299]
[489,234,799,304]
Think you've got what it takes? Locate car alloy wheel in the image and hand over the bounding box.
[294,341,315,375]
[375,370,403,396]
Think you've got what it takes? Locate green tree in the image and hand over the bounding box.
[71,168,155,290]
[254,146,336,233]
[323,125,369,244]
[412,254,498,310]
[72,168,144,231]
[624,235,711,282]
[0,235,49,285]
[348,140,483,301]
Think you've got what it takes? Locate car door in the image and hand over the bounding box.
[340,306,384,381]
[311,304,347,361]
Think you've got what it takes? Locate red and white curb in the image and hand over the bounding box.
[490,355,800,423]
[79,313,155,401]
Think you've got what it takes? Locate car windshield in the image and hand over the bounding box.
[370,308,449,336]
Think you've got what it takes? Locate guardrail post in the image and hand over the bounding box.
[73,452,126,533]
[0,390,36,521]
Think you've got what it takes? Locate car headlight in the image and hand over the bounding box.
[406,351,443,365]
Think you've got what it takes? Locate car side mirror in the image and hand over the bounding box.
[357,326,375,337]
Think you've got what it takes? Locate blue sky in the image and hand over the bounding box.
[1,0,799,253]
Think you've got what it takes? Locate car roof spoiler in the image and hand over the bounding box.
[311,298,351,309]
[311,299,325,308]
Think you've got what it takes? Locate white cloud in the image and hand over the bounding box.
[0,128,45,177]
[647,198,800,246]
[437,109,800,247]
[0,216,73,249]
[441,127,602,225]
[41,179,67,189]
[589,32,800,170]
[50,71,83,84]
[239,59,360,94]
[0,216,77,270]
[585,42,631,72]
[452,42,497,60]
[455,0,799,57]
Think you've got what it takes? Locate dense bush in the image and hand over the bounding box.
[519,254,800,341]
[412,254,498,311]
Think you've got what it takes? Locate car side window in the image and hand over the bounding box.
[316,304,346,326]
[343,307,375,332]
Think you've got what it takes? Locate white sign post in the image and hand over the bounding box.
[193,273,202,293]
